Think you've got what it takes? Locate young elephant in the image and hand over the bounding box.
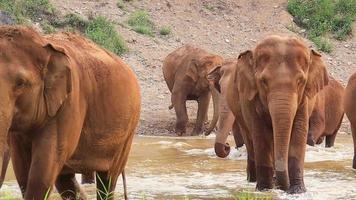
[211,36,329,194]
[345,73,356,168]
[206,59,244,158]
[163,45,223,136]
[307,77,344,147]
[0,26,140,200]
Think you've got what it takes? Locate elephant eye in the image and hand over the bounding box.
[15,78,27,89]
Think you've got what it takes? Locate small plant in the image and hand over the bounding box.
[85,16,128,55]
[62,13,88,32]
[128,10,154,36]
[233,190,273,200]
[42,21,56,34]
[312,36,333,53]
[159,26,171,35]
[117,0,125,9]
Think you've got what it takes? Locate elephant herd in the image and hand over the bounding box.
[163,36,356,194]
[0,25,355,200]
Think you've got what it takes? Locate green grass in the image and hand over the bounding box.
[0,0,55,24]
[85,16,128,55]
[159,26,171,35]
[233,190,273,200]
[128,10,154,36]
[287,0,356,52]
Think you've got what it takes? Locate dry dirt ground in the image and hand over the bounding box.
[51,0,355,136]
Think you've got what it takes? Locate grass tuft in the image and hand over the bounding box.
[85,16,128,55]
[159,26,171,35]
[287,0,356,52]
[117,0,125,9]
[128,10,154,36]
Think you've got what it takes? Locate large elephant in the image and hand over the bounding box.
[345,73,356,168]
[206,59,244,158]
[163,45,223,136]
[0,26,140,200]
[307,77,344,147]
[209,35,329,194]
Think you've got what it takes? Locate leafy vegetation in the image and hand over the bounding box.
[0,0,128,55]
[117,0,125,9]
[159,26,171,35]
[85,16,128,55]
[233,190,273,200]
[287,0,356,52]
[128,10,154,36]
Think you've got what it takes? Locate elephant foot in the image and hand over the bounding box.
[191,128,203,136]
[316,137,324,145]
[287,184,306,194]
[306,137,315,146]
[256,183,273,192]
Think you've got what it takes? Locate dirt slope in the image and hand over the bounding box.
[51,0,355,135]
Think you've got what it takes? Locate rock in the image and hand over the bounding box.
[225,39,230,43]
[347,62,352,66]
[0,11,15,25]
[344,44,350,48]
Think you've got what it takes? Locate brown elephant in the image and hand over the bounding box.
[345,73,356,168]
[0,26,140,200]
[163,45,223,136]
[206,59,244,158]
[209,35,329,194]
[307,77,344,147]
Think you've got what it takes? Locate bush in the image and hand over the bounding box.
[159,26,171,35]
[287,0,355,51]
[128,10,154,36]
[85,16,128,55]
[311,36,333,53]
[117,0,125,9]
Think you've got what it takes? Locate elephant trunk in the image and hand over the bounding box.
[269,91,298,191]
[205,86,220,135]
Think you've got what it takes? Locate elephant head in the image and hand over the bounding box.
[186,54,223,135]
[0,26,72,171]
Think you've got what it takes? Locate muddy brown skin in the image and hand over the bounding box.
[213,36,329,194]
[207,59,244,158]
[162,45,223,136]
[307,77,345,147]
[345,73,356,169]
[0,26,140,200]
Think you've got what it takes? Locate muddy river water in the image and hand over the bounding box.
[1,134,356,200]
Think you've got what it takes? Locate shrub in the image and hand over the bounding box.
[128,10,154,36]
[311,36,333,52]
[159,26,171,35]
[287,0,355,52]
[117,0,125,9]
[85,16,128,55]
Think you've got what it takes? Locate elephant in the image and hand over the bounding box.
[0,26,140,200]
[307,77,344,147]
[162,45,223,136]
[206,59,244,158]
[345,73,356,168]
[208,35,329,194]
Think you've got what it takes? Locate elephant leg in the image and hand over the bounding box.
[192,92,211,136]
[8,134,31,196]
[288,105,308,194]
[25,133,65,199]
[96,171,118,200]
[81,172,95,184]
[232,121,244,149]
[244,134,256,182]
[253,127,274,190]
[352,123,356,169]
[56,173,87,200]
[0,148,10,188]
[325,115,343,148]
[172,91,188,136]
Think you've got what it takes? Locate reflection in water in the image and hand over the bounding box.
[1,134,355,199]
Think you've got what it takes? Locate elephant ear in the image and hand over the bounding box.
[186,59,199,82]
[237,50,257,101]
[207,66,222,93]
[305,50,329,98]
[43,43,72,117]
